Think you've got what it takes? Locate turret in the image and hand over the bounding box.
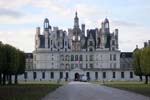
[43,18,51,48]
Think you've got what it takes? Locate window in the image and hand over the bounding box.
[66,72,69,79]
[113,54,116,61]
[89,63,93,69]
[65,48,67,52]
[75,64,78,68]
[86,72,90,80]
[71,64,74,69]
[112,47,115,51]
[61,55,64,61]
[24,72,27,79]
[75,55,78,61]
[113,72,116,78]
[89,48,93,52]
[60,72,63,79]
[130,72,133,78]
[71,55,74,61]
[42,72,45,79]
[65,41,67,46]
[86,55,88,61]
[121,72,124,78]
[110,54,112,61]
[33,72,37,80]
[86,63,88,69]
[103,72,106,79]
[112,40,115,45]
[79,55,83,61]
[89,55,93,61]
[89,41,93,46]
[50,72,54,79]
[95,72,98,79]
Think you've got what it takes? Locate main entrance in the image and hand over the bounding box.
[74,73,80,81]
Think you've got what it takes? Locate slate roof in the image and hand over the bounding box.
[120,52,133,58]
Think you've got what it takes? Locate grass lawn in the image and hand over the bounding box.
[103,81,150,97]
[0,83,62,100]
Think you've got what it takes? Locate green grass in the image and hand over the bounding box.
[0,83,61,100]
[103,81,150,97]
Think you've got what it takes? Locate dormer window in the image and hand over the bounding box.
[89,41,93,46]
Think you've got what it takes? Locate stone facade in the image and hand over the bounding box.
[18,12,140,82]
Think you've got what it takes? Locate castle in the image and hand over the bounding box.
[19,12,139,82]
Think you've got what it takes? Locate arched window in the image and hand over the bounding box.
[75,55,78,61]
[71,55,74,61]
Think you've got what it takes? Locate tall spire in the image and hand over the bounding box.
[74,11,79,28]
[75,11,78,18]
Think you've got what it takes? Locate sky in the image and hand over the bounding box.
[0,0,150,52]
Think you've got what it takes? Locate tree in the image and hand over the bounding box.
[140,47,150,84]
[14,51,25,84]
[133,50,143,81]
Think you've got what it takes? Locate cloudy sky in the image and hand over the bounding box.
[0,0,149,52]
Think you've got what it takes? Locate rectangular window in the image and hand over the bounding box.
[66,72,69,79]
[112,40,115,45]
[65,41,67,46]
[79,55,83,61]
[86,72,90,80]
[75,64,78,68]
[24,72,28,79]
[71,64,74,69]
[113,72,116,78]
[121,72,124,78]
[60,72,63,79]
[110,54,112,61]
[89,63,93,69]
[95,72,98,79]
[89,41,93,46]
[103,72,106,79]
[130,72,133,78]
[42,72,45,79]
[71,55,74,61]
[89,55,93,61]
[51,72,54,79]
[75,55,78,61]
[33,72,37,80]
[113,54,116,61]
[86,63,88,69]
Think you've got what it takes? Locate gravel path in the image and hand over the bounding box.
[42,81,150,100]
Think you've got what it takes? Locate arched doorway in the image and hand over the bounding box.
[74,73,80,81]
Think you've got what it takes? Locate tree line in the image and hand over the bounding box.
[133,47,150,84]
[0,41,25,85]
